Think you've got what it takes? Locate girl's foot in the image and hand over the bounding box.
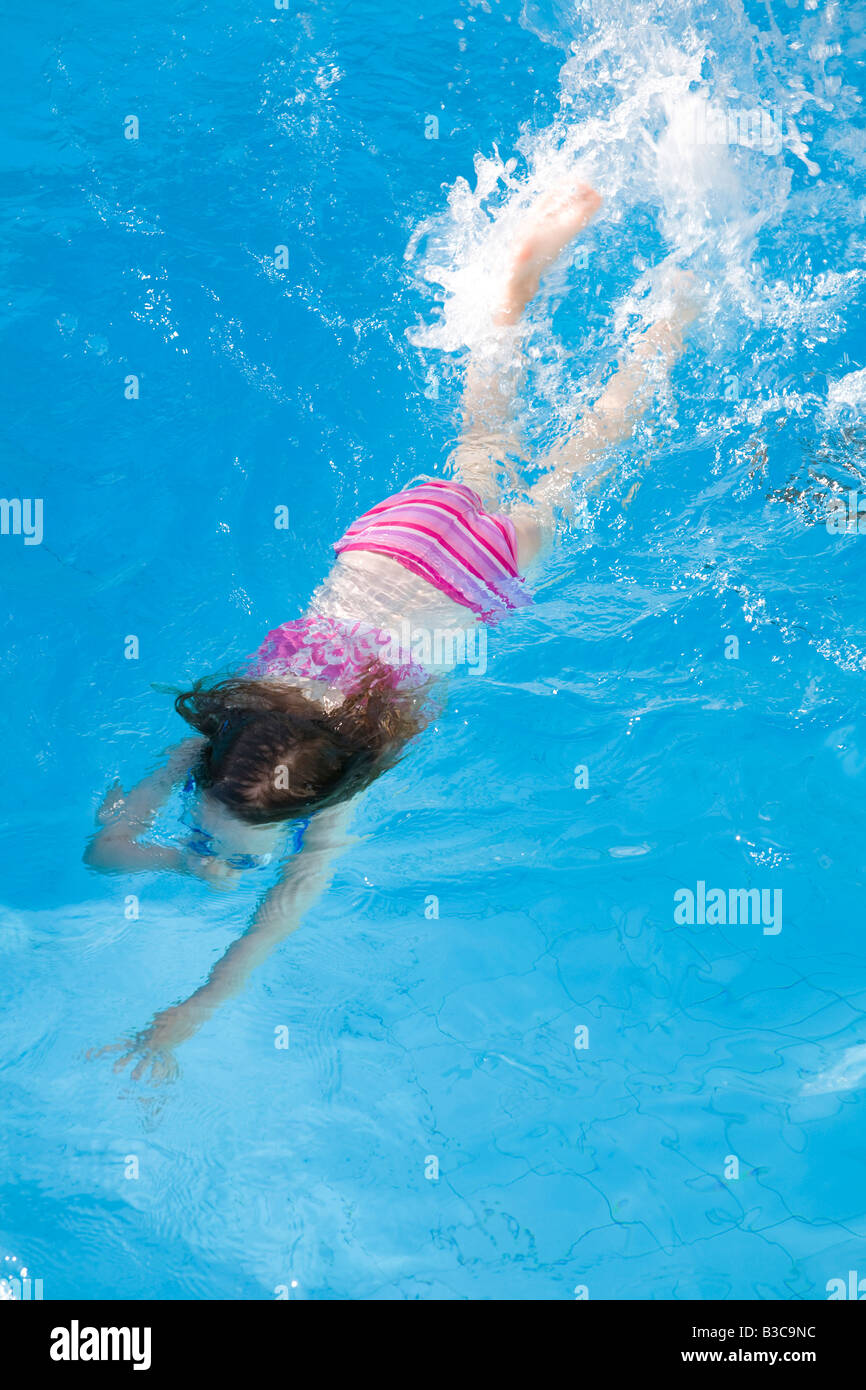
[495,181,602,326]
[655,264,703,328]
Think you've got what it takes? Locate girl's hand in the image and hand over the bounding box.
[89,1034,177,1085]
[88,1004,204,1084]
[181,849,243,891]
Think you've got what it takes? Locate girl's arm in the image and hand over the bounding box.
[83,737,205,875]
[102,800,358,1082]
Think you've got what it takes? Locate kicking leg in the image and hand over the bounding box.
[528,269,702,521]
[449,181,603,521]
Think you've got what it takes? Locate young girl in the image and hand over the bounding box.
[86,181,698,1082]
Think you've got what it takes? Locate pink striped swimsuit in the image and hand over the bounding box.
[333,480,532,623]
[250,482,532,691]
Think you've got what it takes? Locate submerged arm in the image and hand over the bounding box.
[106,801,359,1079]
[83,737,205,874]
[180,802,356,1022]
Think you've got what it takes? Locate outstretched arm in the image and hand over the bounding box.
[83,738,205,875]
[100,800,359,1082]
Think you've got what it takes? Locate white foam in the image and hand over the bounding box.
[407,0,855,447]
[801,1043,866,1096]
[828,366,866,409]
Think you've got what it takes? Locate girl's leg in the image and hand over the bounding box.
[448,359,526,510]
[529,273,701,519]
[449,182,602,512]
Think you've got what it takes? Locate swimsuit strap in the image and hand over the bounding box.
[181,768,310,868]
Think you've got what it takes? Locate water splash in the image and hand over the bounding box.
[407,0,866,681]
[408,0,862,443]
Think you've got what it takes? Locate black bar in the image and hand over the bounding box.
[3,1297,863,1375]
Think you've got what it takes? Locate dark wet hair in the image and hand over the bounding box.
[174,670,425,826]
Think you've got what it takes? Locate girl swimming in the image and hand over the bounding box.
[86,181,699,1082]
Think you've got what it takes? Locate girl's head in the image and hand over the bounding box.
[174,671,422,827]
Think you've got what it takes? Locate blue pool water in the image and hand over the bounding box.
[2,0,866,1300]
